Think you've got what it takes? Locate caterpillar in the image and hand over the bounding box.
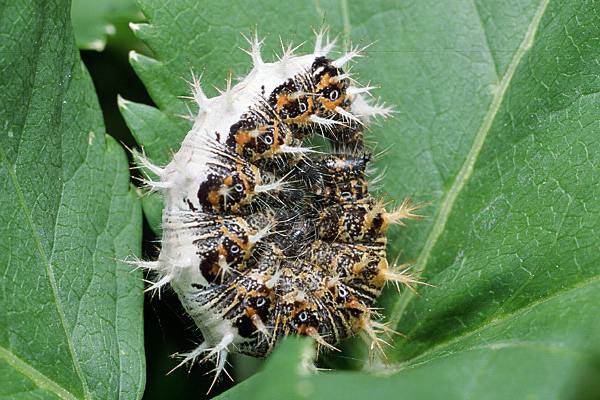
[135,29,423,389]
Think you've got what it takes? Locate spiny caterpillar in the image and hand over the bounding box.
[135,29,423,387]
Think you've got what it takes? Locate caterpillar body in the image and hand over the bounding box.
[136,30,422,385]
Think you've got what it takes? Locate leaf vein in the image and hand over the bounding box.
[339,0,351,49]
[471,0,499,81]
[0,345,78,400]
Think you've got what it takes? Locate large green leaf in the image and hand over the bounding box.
[122,0,600,398]
[0,1,144,399]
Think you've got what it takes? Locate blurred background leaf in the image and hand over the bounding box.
[71,0,142,51]
[0,0,144,399]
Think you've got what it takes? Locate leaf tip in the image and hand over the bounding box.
[117,95,130,111]
[89,39,106,52]
[104,23,116,36]
[128,50,140,62]
[129,22,141,32]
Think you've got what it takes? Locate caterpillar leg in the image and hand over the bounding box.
[169,342,209,374]
[206,346,232,394]
[169,333,234,393]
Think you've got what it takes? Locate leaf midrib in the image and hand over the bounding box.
[384,0,550,359]
[0,67,92,399]
[0,345,78,400]
[339,0,351,49]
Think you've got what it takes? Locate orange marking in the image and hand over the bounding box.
[347,298,365,311]
[276,93,290,110]
[235,131,252,146]
[297,325,308,335]
[209,263,221,276]
[318,73,331,89]
[371,259,389,288]
[207,190,220,206]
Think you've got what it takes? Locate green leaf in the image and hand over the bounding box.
[123,0,600,398]
[71,0,141,51]
[0,1,144,399]
[218,338,315,400]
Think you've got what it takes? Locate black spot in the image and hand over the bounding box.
[348,307,364,318]
[199,252,220,283]
[236,315,256,338]
[185,198,197,211]
[311,56,334,74]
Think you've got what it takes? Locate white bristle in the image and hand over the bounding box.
[332,44,367,68]
[241,32,264,66]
